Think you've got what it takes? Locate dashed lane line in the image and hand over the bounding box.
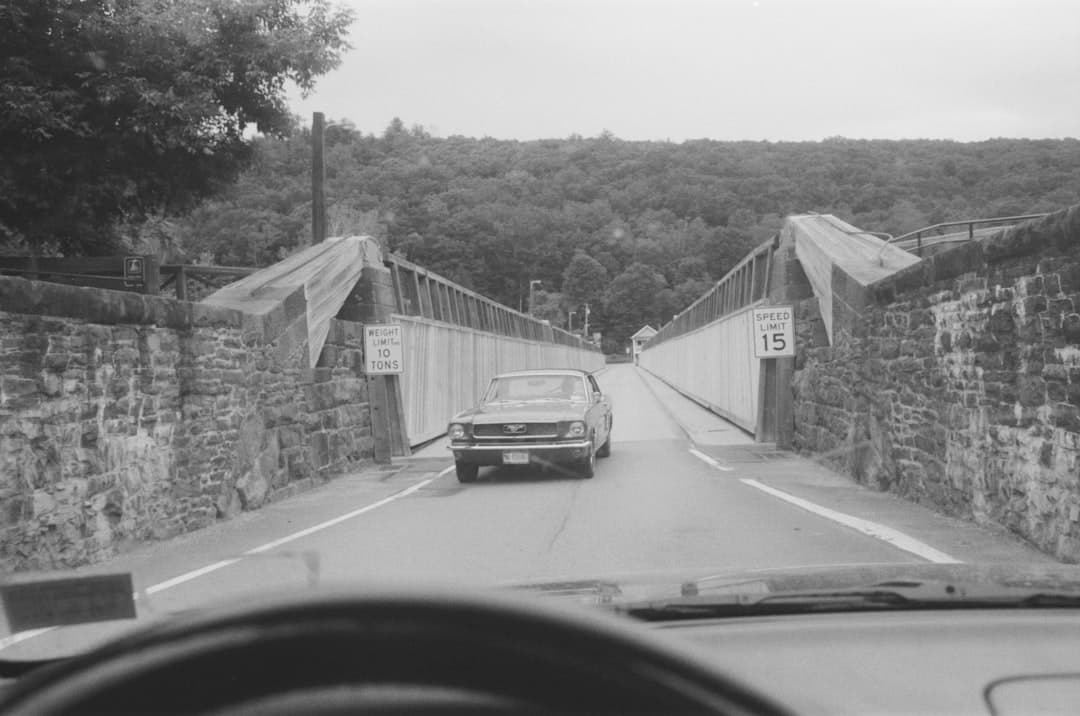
[688,447,734,471]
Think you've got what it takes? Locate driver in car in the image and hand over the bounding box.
[561,376,586,400]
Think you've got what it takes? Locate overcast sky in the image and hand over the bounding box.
[287,0,1080,142]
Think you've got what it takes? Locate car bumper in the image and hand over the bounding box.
[450,440,592,465]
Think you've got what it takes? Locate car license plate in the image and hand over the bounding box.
[503,451,529,465]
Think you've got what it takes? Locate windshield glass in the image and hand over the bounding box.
[484,375,586,402]
[2,0,1080,667]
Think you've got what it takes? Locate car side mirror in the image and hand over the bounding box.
[592,391,603,402]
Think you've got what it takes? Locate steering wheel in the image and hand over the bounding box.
[0,588,789,715]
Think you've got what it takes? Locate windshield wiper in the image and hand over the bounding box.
[614,580,1080,621]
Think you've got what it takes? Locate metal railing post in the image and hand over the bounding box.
[176,266,188,301]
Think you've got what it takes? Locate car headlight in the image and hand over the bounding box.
[566,421,586,438]
[449,423,467,440]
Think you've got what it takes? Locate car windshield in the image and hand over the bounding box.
[3,0,1080,672]
[484,375,586,402]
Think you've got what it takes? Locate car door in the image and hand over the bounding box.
[586,374,610,444]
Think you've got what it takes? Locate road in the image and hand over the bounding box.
[1,364,1051,658]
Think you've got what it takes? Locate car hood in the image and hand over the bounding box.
[454,400,588,423]
[506,562,1080,607]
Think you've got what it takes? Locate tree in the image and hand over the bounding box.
[530,290,566,327]
[602,263,668,345]
[884,199,930,236]
[671,256,710,284]
[0,0,353,255]
[168,123,1080,328]
[562,251,608,309]
[673,278,712,310]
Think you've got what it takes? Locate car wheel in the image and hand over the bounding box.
[455,462,479,483]
[596,417,612,458]
[596,432,611,458]
[579,440,596,479]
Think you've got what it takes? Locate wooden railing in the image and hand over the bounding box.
[159,264,255,300]
[0,256,162,293]
[0,256,254,301]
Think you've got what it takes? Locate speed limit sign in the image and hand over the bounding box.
[750,305,795,358]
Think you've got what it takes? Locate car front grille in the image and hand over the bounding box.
[473,422,558,438]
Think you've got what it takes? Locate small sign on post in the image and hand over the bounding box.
[750,305,795,358]
[123,256,145,287]
[364,324,404,375]
[1,574,136,631]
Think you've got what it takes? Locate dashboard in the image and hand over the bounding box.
[657,609,1080,715]
[1,589,1080,715]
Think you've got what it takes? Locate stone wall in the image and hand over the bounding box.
[0,277,373,571]
[791,205,1080,560]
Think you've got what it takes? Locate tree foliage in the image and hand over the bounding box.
[562,251,608,310]
[602,263,669,346]
[178,126,1080,345]
[0,0,352,254]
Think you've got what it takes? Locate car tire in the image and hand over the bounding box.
[596,432,611,458]
[579,440,596,479]
[455,462,479,483]
[596,417,612,458]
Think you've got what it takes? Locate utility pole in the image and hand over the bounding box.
[311,111,326,245]
[583,303,590,336]
[528,279,542,316]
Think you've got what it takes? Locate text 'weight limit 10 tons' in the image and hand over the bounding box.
[750,305,795,358]
[364,325,404,375]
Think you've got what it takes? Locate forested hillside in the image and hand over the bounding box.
[175,121,1080,349]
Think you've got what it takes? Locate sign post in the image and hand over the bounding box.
[364,324,406,464]
[364,324,404,375]
[123,256,145,288]
[750,305,795,444]
[122,255,159,294]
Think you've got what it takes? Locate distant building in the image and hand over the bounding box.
[630,325,658,364]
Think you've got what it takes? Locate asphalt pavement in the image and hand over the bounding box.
[1,364,1052,659]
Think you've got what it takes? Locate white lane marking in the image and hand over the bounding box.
[246,474,439,555]
[689,448,734,471]
[0,470,447,652]
[145,559,241,595]
[740,478,961,564]
[0,628,54,651]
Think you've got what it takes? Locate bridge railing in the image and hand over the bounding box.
[0,255,256,301]
[382,253,603,446]
[882,213,1049,258]
[637,237,777,435]
[385,254,597,351]
[647,238,775,349]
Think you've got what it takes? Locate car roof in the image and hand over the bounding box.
[491,368,592,379]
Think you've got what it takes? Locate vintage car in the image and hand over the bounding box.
[447,369,613,482]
